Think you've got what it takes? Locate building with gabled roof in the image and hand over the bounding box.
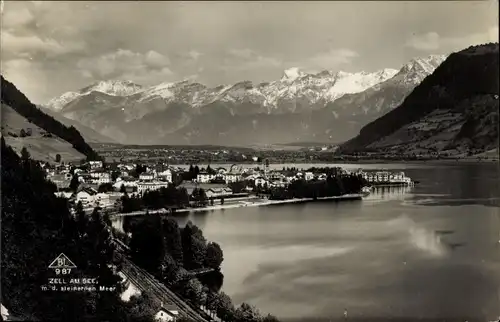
[154,303,179,322]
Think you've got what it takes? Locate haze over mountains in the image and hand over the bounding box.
[43,55,446,146]
[340,43,499,157]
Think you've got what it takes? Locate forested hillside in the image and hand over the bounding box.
[340,43,499,156]
[1,76,101,161]
[0,137,152,321]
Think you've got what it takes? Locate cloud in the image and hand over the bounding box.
[307,48,359,70]
[405,32,441,51]
[1,1,497,102]
[1,59,51,101]
[144,50,171,68]
[1,30,86,59]
[76,49,173,84]
[1,6,34,28]
[225,48,282,71]
[406,27,499,52]
[187,50,203,61]
[228,48,256,60]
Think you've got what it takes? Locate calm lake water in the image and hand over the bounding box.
[122,162,500,321]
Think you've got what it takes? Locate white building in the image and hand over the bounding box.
[139,172,155,181]
[89,160,103,170]
[270,180,286,188]
[317,173,327,181]
[154,305,179,322]
[254,176,268,187]
[304,172,314,181]
[157,169,172,183]
[54,192,73,199]
[95,193,111,207]
[137,181,170,194]
[73,188,98,206]
[196,172,215,183]
[90,171,111,185]
[361,171,412,184]
[223,173,241,183]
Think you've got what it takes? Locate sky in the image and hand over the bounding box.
[1,0,498,104]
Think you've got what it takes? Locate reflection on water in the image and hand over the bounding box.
[365,185,413,201]
[110,163,500,320]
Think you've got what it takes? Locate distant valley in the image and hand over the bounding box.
[42,55,446,146]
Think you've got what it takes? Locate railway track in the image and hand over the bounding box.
[112,238,212,322]
[122,257,210,322]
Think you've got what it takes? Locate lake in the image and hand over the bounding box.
[172,162,500,321]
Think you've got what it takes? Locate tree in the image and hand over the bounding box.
[191,188,208,208]
[20,129,27,137]
[111,170,120,181]
[69,174,80,192]
[98,182,114,193]
[20,146,30,161]
[198,188,208,207]
[181,221,207,270]
[216,292,235,321]
[204,242,223,270]
[126,294,156,322]
[120,184,126,193]
[262,314,280,322]
[162,218,183,265]
[206,165,216,175]
[134,164,146,177]
[220,197,225,205]
[181,278,205,306]
[160,253,181,287]
[234,302,261,322]
[55,153,61,163]
[0,138,140,322]
[75,201,88,237]
[228,181,246,193]
[130,215,165,274]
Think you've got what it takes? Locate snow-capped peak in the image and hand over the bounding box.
[44,80,143,111]
[45,91,81,111]
[376,68,399,79]
[323,69,398,101]
[281,67,306,82]
[44,53,448,113]
[80,80,143,96]
[396,54,447,85]
[403,55,447,74]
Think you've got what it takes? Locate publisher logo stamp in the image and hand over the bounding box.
[41,253,116,293]
[48,253,76,275]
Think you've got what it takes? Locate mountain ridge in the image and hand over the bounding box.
[42,54,447,146]
[45,55,445,112]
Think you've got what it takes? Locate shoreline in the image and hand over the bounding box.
[113,194,363,217]
[103,157,498,166]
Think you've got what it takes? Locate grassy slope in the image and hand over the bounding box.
[1,103,85,163]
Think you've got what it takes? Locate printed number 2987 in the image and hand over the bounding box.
[55,269,71,275]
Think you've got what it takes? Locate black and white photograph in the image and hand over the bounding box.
[1,1,499,321]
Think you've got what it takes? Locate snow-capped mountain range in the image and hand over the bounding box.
[43,54,447,145]
[47,80,143,111]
